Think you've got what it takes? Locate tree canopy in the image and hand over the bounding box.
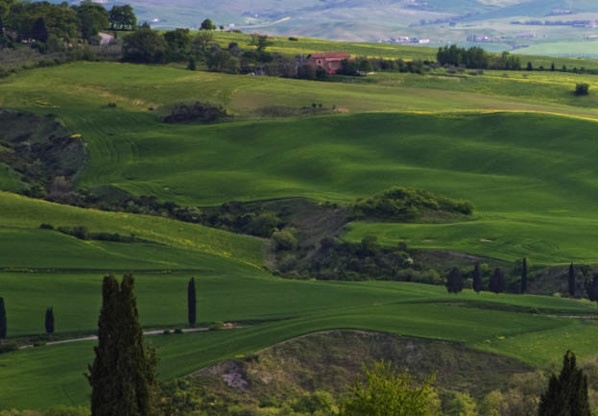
[539,350,590,416]
[341,361,441,416]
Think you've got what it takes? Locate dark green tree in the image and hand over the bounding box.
[0,297,6,341]
[122,26,166,63]
[489,267,505,294]
[538,350,590,416]
[45,306,54,334]
[584,274,598,303]
[568,263,576,297]
[575,83,590,96]
[187,277,196,327]
[520,257,528,294]
[200,18,215,31]
[445,267,463,294]
[526,61,533,71]
[75,0,109,41]
[87,274,157,416]
[250,33,273,52]
[472,262,482,293]
[31,16,48,42]
[163,28,191,62]
[109,4,136,30]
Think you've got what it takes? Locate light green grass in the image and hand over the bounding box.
[0,192,264,268]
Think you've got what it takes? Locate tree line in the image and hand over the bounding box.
[0,0,135,50]
[0,276,196,346]
[445,258,598,304]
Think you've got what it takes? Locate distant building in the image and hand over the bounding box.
[306,52,350,74]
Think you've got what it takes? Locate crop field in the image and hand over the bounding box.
[4,51,598,410]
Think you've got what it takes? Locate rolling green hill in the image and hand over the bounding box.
[3,49,598,410]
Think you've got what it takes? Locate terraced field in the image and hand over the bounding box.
[3,53,598,410]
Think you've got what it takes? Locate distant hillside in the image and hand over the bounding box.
[60,0,598,56]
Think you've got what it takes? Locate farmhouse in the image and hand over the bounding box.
[307,52,350,74]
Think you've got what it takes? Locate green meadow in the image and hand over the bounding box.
[3,45,598,409]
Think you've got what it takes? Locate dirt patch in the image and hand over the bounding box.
[192,330,533,405]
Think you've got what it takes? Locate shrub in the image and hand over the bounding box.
[575,83,590,96]
[39,223,54,230]
[271,229,298,251]
[0,342,18,354]
[163,102,230,124]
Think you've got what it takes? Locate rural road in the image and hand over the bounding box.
[19,326,220,350]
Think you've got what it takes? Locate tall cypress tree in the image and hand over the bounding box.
[489,268,505,294]
[45,307,54,335]
[539,350,590,416]
[568,263,576,297]
[187,277,196,327]
[520,257,528,294]
[88,274,156,416]
[472,262,482,293]
[0,297,6,341]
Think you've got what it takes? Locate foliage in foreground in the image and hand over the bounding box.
[539,351,590,416]
[340,361,441,416]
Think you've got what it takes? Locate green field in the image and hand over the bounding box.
[3,51,598,410]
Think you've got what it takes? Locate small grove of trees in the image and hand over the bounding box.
[437,45,521,70]
[538,350,590,416]
[1,0,132,51]
[87,273,157,416]
[340,360,441,416]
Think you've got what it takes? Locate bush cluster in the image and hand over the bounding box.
[163,102,230,124]
[353,187,473,222]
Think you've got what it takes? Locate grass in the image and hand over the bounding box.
[0,192,264,268]
[1,272,597,409]
[5,55,598,410]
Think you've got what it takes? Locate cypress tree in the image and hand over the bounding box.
[568,263,576,297]
[520,257,528,294]
[472,262,482,293]
[539,350,590,416]
[88,274,156,416]
[45,307,54,335]
[445,267,463,294]
[187,277,196,327]
[0,297,6,341]
[489,268,505,294]
[585,274,598,303]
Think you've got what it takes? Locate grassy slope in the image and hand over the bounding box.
[1,272,597,409]
[4,51,598,409]
[4,64,598,262]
